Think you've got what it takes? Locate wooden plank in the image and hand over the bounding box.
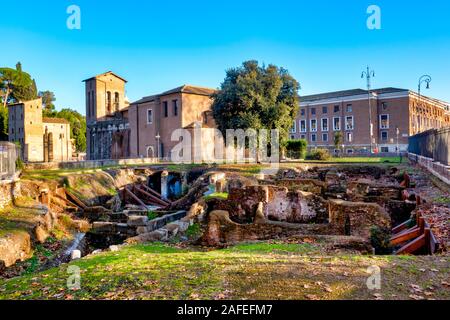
[392,219,413,234]
[124,187,147,210]
[140,184,171,203]
[396,234,426,255]
[134,186,169,207]
[390,228,422,246]
[64,188,87,209]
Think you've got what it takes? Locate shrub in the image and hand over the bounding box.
[305,149,331,161]
[147,211,159,220]
[286,139,308,159]
[370,226,393,255]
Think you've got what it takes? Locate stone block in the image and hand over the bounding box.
[127,215,149,227]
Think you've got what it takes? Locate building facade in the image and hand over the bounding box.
[290,88,450,154]
[84,72,131,160]
[85,71,216,160]
[8,98,72,162]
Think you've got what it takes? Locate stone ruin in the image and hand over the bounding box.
[187,165,417,252]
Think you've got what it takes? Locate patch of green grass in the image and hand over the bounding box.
[433,196,450,205]
[147,211,159,220]
[0,243,449,300]
[204,192,229,201]
[185,223,202,239]
[301,157,403,164]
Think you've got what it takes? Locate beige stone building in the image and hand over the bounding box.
[290,88,450,154]
[8,98,72,162]
[85,71,216,161]
[128,85,216,159]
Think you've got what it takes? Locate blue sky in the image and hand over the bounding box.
[1,0,450,114]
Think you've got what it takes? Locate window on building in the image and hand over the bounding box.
[333,117,341,131]
[290,120,297,133]
[346,132,353,142]
[300,109,305,116]
[163,101,168,117]
[173,100,178,116]
[334,105,340,113]
[322,106,328,114]
[322,133,328,142]
[347,149,354,155]
[107,91,112,113]
[203,112,208,124]
[311,134,317,142]
[321,118,329,131]
[380,114,389,129]
[382,102,388,110]
[346,104,353,113]
[300,120,307,133]
[147,109,153,124]
[345,116,354,130]
[381,147,389,153]
[311,108,316,116]
[381,131,388,142]
[300,134,306,140]
[310,119,317,132]
[114,92,120,111]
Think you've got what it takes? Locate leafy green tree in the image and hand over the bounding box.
[334,131,343,156]
[212,60,300,150]
[39,90,57,117]
[0,62,34,108]
[54,108,87,152]
[286,139,308,159]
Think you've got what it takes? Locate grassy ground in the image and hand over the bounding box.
[288,157,404,164]
[0,242,448,300]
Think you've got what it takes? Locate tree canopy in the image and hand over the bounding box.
[54,108,87,152]
[39,90,57,117]
[211,60,300,147]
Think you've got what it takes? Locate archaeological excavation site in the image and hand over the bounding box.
[0,161,449,300]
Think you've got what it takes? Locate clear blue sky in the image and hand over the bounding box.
[1,0,450,114]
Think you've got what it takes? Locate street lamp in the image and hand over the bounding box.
[362,66,376,153]
[418,75,432,131]
[155,133,161,160]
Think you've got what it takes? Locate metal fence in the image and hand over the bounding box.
[408,127,450,165]
[0,142,18,180]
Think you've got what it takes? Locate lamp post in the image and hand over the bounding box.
[155,133,161,160]
[362,66,376,153]
[418,75,432,131]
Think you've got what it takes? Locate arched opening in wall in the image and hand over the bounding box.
[114,92,120,112]
[344,215,351,236]
[146,146,155,158]
[47,132,54,162]
[107,91,112,113]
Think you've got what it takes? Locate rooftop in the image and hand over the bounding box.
[43,117,70,124]
[300,87,408,102]
[82,71,128,83]
[131,85,216,105]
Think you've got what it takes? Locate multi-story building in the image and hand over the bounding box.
[8,98,72,162]
[290,88,450,154]
[85,71,216,160]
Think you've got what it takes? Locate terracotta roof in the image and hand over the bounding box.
[82,71,127,83]
[300,88,408,102]
[160,85,217,97]
[43,117,69,124]
[131,85,216,105]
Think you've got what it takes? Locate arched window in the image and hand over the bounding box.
[107,91,112,113]
[114,92,120,111]
[146,146,155,158]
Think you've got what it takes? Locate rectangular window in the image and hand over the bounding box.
[300,108,305,117]
[322,133,328,142]
[300,120,307,133]
[147,109,153,124]
[173,100,178,116]
[333,117,341,131]
[381,131,388,142]
[311,134,317,142]
[300,134,306,140]
[381,147,389,153]
[321,118,329,132]
[346,104,353,113]
[311,108,316,116]
[380,114,389,129]
[346,132,353,142]
[382,102,388,110]
[334,105,340,113]
[347,149,354,155]
[290,120,297,133]
[322,106,328,114]
[310,119,317,132]
[163,101,168,117]
[345,116,354,130]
